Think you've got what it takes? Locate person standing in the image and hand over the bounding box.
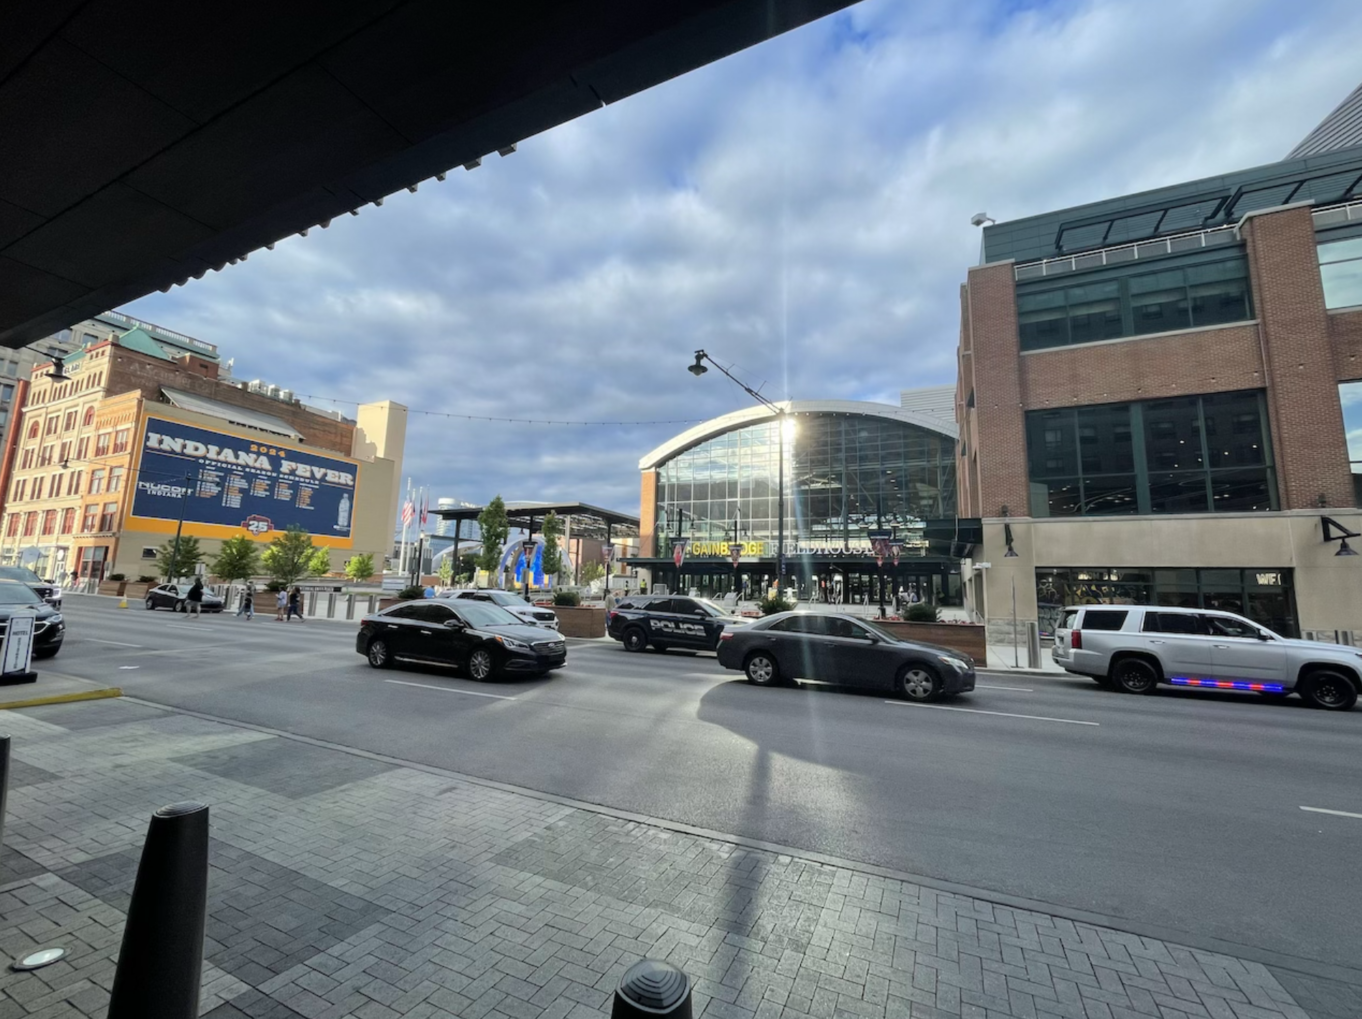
[238,585,254,621]
[274,587,287,622]
[186,577,204,620]
[287,585,304,622]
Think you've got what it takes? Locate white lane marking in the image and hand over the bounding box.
[1300,806,1362,820]
[86,638,144,647]
[118,666,140,670]
[885,701,1098,726]
[975,684,1033,692]
[384,679,516,700]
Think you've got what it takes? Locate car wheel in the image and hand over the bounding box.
[468,648,496,681]
[898,663,942,702]
[366,639,391,669]
[145,596,156,610]
[1111,657,1159,694]
[1300,669,1358,711]
[744,652,779,686]
[174,600,186,613]
[622,628,647,653]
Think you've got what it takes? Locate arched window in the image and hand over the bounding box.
[27,420,38,439]
[83,406,95,427]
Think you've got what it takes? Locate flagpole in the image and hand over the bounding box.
[398,477,412,576]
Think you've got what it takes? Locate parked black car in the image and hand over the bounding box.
[357,599,566,679]
[0,581,65,659]
[716,611,975,701]
[0,565,62,608]
[606,594,749,653]
[145,583,225,613]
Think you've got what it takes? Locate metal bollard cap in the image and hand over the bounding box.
[155,802,207,818]
[614,959,691,1016]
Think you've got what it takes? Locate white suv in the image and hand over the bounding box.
[1054,605,1359,711]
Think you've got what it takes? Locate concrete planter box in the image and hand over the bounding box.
[876,621,987,663]
[377,597,406,612]
[554,605,606,638]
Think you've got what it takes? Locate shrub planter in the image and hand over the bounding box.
[98,581,126,597]
[377,597,406,612]
[554,605,606,638]
[875,621,987,663]
[121,582,153,601]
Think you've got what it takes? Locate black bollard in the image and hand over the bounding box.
[613,959,692,1019]
[0,735,9,853]
[107,802,209,1019]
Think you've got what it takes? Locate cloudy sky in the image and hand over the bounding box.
[119,0,1362,517]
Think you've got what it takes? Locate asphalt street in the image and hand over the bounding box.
[34,594,1362,977]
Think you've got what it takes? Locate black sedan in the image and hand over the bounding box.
[0,581,65,659]
[145,583,225,612]
[715,610,975,701]
[357,599,566,679]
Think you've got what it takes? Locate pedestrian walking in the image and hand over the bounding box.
[237,585,254,621]
[287,585,304,622]
[274,587,287,622]
[186,577,204,619]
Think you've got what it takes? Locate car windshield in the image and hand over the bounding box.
[455,602,523,628]
[478,591,527,607]
[0,565,45,585]
[0,582,43,606]
[692,599,726,617]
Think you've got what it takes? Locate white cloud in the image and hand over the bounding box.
[121,0,1362,517]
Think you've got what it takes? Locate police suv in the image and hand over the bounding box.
[607,594,749,653]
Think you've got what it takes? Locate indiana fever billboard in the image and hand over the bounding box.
[128,415,358,546]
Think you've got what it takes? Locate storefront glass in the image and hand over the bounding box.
[1035,566,1297,638]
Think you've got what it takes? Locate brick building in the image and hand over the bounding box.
[0,324,405,583]
[957,144,1362,643]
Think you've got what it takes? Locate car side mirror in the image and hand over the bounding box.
[1256,630,1271,641]
[444,619,465,629]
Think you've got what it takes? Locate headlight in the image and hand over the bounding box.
[937,655,967,670]
[50,589,62,600]
[49,613,63,625]
[495,635,531,651]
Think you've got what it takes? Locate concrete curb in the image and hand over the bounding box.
[0,686,122,710]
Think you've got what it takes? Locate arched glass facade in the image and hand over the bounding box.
[655,413,956,544]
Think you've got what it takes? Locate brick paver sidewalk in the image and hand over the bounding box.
[0,698,1339,1019]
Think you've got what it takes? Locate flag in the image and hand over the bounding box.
[673,539,688,569]
[401,500,415,527]
[420,492,428,527]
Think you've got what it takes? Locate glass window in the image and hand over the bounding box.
[1204,614,1261,639]
[1141,612,1208,635]
[1028,391,1275,517]
[59,508,75,534]
[1341,381,1362,507]
[109,466,125,493]
[89,469,105,495]
[81,504,98,532]
[99,502,118,531]
[1318,235,1362,310]
[1081,609,1128,630]
[1016,254,1252,350]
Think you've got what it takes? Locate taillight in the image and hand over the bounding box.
[1071,630,1082,650]
[719,631,734,641]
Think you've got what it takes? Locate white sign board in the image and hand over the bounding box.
[2,612,36,678]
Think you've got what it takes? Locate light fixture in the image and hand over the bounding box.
[970,212,996,227]
[45,354,70,382]
[10,946,66,971]
[1322,516,1361,557]
[687,351,708,377]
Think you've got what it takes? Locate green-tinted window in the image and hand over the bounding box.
[1016,254,1253,351]
[1025,391,1276,517]
[1318,236,1362,310]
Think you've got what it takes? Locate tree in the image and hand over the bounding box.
[262,526,315,587]
[437,554,453,586]
[212,535,259,593]
[157,535,204,581]
[477,496,510,577]
[457,552,477,583]
[345,552,375,583]
[540,511,564,578]
[580,561,605,586]
[306,545,332,577]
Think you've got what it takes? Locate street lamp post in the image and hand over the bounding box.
[167,474,194,582]
[688,350,788,601]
